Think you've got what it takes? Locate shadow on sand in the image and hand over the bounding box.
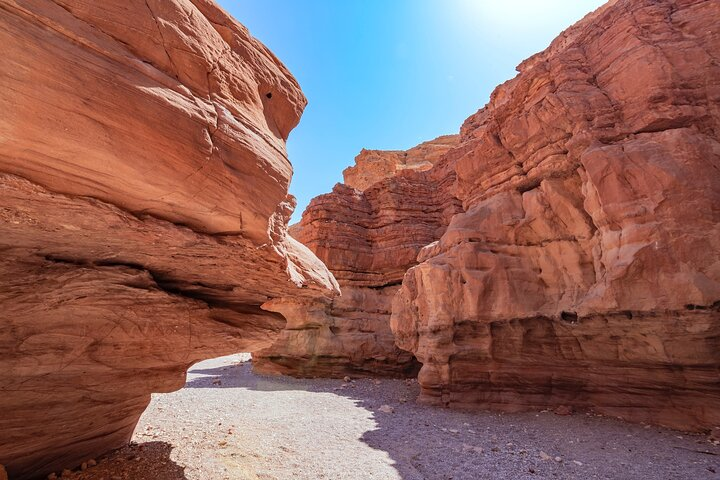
[183,359,720,480]
[72,441,189,480]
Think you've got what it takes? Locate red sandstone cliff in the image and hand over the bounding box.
[0,1,337,478]
[392,0,720,431]
[260,0,720,432]
[253,136,461,377]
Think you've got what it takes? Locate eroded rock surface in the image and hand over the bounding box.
[343,135,459,191]
[0,1,336,478]
[392,0,720,431]
[253,141,461,377]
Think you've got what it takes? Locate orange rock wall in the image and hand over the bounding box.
[392,0,720,431]
[253,140,461,377]
[258,0,720,432]
[0,1,337,478]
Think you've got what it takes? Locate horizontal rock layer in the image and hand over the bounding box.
[254,143,461,377]
[392,0,720,431]
[0,1,337,478]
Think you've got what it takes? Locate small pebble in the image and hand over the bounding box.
[461,444,484,454]
[378,405,394,414]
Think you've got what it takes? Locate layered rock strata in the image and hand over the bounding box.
[0,1,337,478]
[392,0,720,431]
[253,136,461,377]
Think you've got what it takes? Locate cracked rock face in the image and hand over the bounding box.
[392,0,720,431]
[0,1,337,478]
[253,137,461,378]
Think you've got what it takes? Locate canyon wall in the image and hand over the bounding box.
[393,0,720,431]
[253,136,461,377]
[0,1,337,479]
[257,0,720,431]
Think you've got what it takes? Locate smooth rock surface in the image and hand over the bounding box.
[0,1,337,478]
[392,0,720,431]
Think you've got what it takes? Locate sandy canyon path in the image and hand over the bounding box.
[67,355,719,480]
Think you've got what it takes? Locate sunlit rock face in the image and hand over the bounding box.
[343,135,459,191]
[392,0,720,431]
[0,1,337,478]
[253,137,462,377]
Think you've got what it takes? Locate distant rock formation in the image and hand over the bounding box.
[343,135,459,190]
[392,0,720,431]
[253,136,461,377]
[0,1,337,478]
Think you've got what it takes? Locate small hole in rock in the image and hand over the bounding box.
[265,92,273,99]
[560,311,578,323]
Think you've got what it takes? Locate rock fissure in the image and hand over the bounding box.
[142,0,179,81]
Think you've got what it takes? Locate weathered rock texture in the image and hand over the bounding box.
[343,135,459,191]
[253,136,461,377]
[0,1,337,479]
[392,0,720,431]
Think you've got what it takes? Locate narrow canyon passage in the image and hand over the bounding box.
[2,0,719,478]
[65,356,719,480]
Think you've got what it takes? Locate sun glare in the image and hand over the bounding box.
[457,0,585,28]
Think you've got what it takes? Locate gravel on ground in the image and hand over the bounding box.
[63,354,719,480]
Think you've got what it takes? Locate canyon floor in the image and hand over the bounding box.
[66,355,719,480]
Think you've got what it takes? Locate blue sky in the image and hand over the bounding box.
[220,0,606,222]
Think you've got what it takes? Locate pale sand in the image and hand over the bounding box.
[68,354,719,480]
